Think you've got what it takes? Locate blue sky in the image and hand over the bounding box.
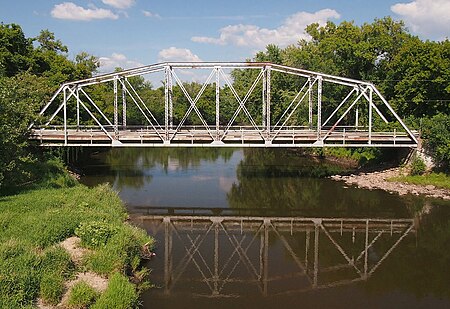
[1,0,449,74]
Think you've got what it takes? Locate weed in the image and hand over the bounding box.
[410,155,426,176]
[76,221,118,249]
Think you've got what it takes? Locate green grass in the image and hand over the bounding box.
[84,224,152,276]
[389,173,450,190]
[0,163,154,307]
[91,273,139,309]
[67,281,99,308]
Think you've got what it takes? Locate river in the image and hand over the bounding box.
[79,148,450,309]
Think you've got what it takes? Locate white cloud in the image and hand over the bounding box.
[102,0,135,9]
[99,53,143,72]
[158,47,202,62]
[142,10,161,19]
[51,2,118,21]
[191,9,340,48]
[391,0,450,39]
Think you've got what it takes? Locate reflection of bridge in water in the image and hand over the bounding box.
[139,212,415,298]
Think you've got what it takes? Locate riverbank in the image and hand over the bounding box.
[0,161,154,308]
[331,168,450,200]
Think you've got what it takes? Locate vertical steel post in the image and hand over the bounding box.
[266,66,271,133]
[368,87,373,144]
[164,66,169,141]
[168,67,173,129]
[122,78,127,129]
[317,76,322,139]
[309,77,313,129]
[262,67,267,130]
[76,87,80,129]
[113,76,118,139]
[216,67,220,140]
[63,86,67,145]
[355,108,359,130]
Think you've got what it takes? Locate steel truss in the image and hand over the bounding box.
[141,214,415,298]
[30,62,418,148]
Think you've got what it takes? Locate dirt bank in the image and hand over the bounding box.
[330,168,450,200]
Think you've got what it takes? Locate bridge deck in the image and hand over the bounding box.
[30,127,417,147]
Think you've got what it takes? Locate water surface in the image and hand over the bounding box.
[80,148,450,308]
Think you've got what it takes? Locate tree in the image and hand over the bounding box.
[35,29,68,53]
[0,23,33,77]
[0,73,52,188]
[386,39,450,117]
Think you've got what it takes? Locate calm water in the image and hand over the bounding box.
[80,148,450,309]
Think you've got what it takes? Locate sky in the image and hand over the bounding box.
[1,0,450,75]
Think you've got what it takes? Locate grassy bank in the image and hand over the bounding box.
[389,173,450,190]
[0,160,154,308]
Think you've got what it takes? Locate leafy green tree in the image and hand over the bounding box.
[421,114,450,170]
[0,23,33,77]
[0,73,52,188]
[386,39,450,117]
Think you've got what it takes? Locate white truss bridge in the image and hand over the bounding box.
[30,62,418,148]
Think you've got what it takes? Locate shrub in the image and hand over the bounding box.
[67,281,99,309]
[39,271,65,305]
[75,221,118,249]
[410,155,426,176]
[91,273,138,309]
[421,114,450,171]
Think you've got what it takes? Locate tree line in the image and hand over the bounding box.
[1,17,449,190]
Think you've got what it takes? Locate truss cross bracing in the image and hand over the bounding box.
[29,62,418,148]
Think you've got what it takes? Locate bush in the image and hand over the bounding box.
[422,114,450,171]
[410,155,426,176]
[75,221,118,249]
[91,273,138,309]
[67,281,99,308]
[39,271,64,305]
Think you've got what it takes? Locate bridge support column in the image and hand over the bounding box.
[309,77,313,129]
[113,76,118,139]
[63,86,67,145]
[76,86,80,130]
[317,76,323,140]
[122,77,127,129]
[165,66,173,141]
[368,87,373,145]
[262,66,271,138]
[215,67,220,140]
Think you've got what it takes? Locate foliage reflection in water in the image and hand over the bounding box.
[79,148,450,308]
